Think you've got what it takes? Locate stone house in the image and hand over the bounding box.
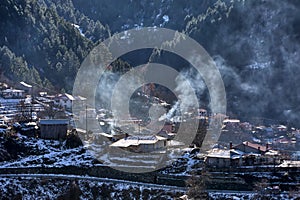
[205,148,243,168]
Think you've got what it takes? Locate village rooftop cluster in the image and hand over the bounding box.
[0,81,299,172]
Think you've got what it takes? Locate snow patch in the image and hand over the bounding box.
[162,15,169,22]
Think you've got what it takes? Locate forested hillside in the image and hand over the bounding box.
[0,0,103,91]
[1,0,300,124]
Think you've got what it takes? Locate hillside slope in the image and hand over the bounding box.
[0,0,300,123]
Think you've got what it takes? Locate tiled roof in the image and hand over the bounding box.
[242,141,267,152]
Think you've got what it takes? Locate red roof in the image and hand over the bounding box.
[242,141,267,152]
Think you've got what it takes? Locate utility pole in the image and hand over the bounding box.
[138,122,141,134]
[85,105,88,133]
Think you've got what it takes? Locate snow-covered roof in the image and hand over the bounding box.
[206,149,231,159]
[167,140,185,147]
[96,132,113,138]
[39,92,47,96]
[20,81,32,88]
[230,149,244,155]
[2,89,25,93]
[57,93,86,101]
[265,150,280,156]
[277,125,287,129]
[26,122,37,126]
[64,93,76,101]
[76,96,86,101]
[206,148,244,159]
[223,119,240,123]
[110,135,166,148]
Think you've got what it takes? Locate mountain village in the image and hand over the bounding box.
[0,81,299,199]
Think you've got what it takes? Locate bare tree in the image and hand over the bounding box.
[40,102,65,119]
[186,168,210,200]
[253,179,270,200]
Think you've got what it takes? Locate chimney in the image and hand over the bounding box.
[230,142,233,149]
[258,146,260,151]
[266,143,269,150]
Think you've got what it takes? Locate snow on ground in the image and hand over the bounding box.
[0,135,96,168]
[0,176,184,199]
[0,135,201,172]
[0,136,299,199]
[160,150,203,175]
[208,190,300,200]
[71,24,85,37]
[0,146,95,168]
[162,15,169,22]
[209,191,256,200]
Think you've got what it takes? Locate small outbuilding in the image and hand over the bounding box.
[39,119,69,140]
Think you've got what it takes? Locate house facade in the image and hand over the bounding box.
[55,93,86,111]
[205,149,243,168]
[1,89,25,99]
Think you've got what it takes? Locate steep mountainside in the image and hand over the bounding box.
[1,0,300,124]
[0,0,95,91]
